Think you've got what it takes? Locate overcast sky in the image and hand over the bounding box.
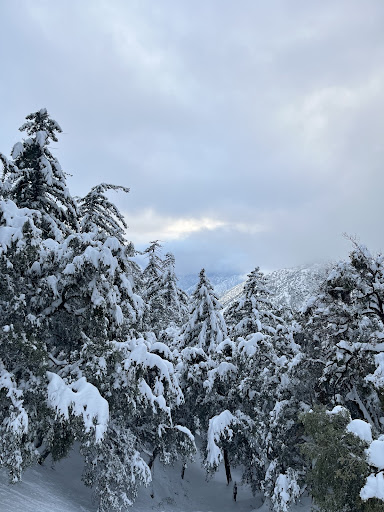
[1,1,384,275]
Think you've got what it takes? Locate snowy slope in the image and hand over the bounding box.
[219,263,331,312]
[0,447,312,512]
[267,263,331,311]
[220,281,245,309]
[179,273,247,297]
[0,450,94,512]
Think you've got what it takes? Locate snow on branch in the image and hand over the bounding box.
[0,361,28,434]
[0,199,42,252]
[47,372,109,442]
[123,340,183,411]
[361,472,384,501]
[206,410,237,468]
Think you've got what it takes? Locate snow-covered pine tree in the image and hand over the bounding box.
[53,182,197,510]
[204,266,306,510]
[0,110,80,480]
[141,240,166,334]
[302,241,384,430]
[230,321,304,510]
[1,108,78,239]
[182,269,227,354]
[175,270,231,480]
[81,336,195,511]
[160,252,189,329]
[176,269,228,432]
[225,266,281,338]
[0,200,51,482]
[203,337,238,484]
[0,111,195,511]
[78,183,130,244]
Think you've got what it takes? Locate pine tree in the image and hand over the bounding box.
[1,108,78,239]
[176,270,231,479]
[0,111,197,511]
[160,252,189,329]
[300,406,383,512]
[78,183,130,244]
[182,269,227,354]
[302,242,384,429]
[225,267,281,338]
[141,241,166,334]
[0,200,52,481]
[201,265,307,509]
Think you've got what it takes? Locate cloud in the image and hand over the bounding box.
[125,209,267,245]
[1,1,384,274]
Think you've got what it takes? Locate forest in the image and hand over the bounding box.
[1,109,384,512]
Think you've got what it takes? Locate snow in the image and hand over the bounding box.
[11,142,24,159]
[124,342,175,385]
[123,340,184,410]
[361,472,384,501]
[150,341,174,361]
[62,241,120,276]
[204,362,237,391]
[346,419,372,443]
[366,352,384,389]
[36,130,48,148]
[238,332,265,357]
[206,410,237,467]
[326,405,346,415]
[175,424,195,442]
[0,443,312,512]
[0,200,42,251]
[47,372,109,442]
[39,155,53,185]
[366,439,384,470]
[0,449,94,512]
[0,361,28,434]
[138,378,169,414]
[272,471,301,512]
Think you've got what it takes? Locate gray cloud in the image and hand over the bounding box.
[1,0,384,275]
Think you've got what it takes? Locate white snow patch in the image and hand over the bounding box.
[347,419,372,443]
[366,439,384,470]
[206,410,237,468]
[47,372,109,442]
[361,472,384,501]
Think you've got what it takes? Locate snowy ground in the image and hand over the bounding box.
[0,449,311,512]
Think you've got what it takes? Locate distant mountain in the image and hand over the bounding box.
[267,263,332,311]
[218,263,332,311]
[178,273,247,297]
[219,281,245,309]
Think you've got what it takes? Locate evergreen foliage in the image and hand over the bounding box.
[160,252,189,328]
[302,242,384,427]
[301,406,382,512]
[2,110,384,511]
[0,110,195,511]
[181,269,227,354]
[79,183,130,244]
[1,108,78,238]
[225,267,281,338]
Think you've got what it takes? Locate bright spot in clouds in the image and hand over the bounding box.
[125,210,267,243]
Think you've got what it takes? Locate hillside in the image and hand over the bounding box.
[179,273,247,296]
[0,447,312,512]
[219,263,331,311]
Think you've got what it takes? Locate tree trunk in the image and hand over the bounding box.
[148,448,158,470]
[38,448,51,465]
[223,448,232,485]
[149,448,158,499]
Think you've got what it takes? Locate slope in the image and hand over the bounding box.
[0,447,312,512]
